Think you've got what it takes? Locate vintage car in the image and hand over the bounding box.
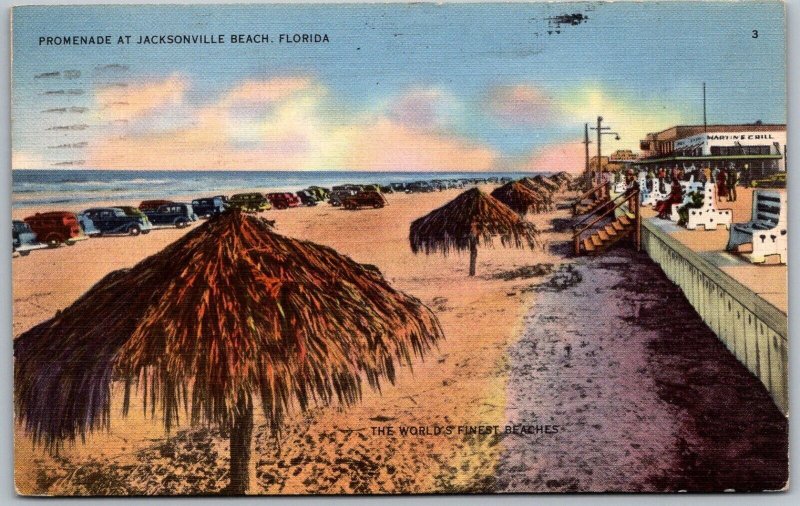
[295,190,318,206]
[12,220,48,256]
[390,182,407,192]
[305,186,330,201]
[379,185,394,194]
[82,207,154,236]
[328,188,358,207]
[76,212,102,237]
[228,192,271,212]
[405,181,435,193]
[267,192,301,210]
[138,199,175,212]
[341,191,388,210]
[192,196,229,217]
[750,172,786,189]
[24,211,87,247]
[144,203,198,228]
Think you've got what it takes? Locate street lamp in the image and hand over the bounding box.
[590,116,621,184]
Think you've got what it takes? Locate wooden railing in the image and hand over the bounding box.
[573,184,640,255]
[571,181,610,215]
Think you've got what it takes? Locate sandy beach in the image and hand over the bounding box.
[12,184,787,494]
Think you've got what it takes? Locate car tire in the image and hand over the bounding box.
[46,235,62,248]
[128,225,141,236]
[373,203,383,209]
[65,239,76,246]
[19,250,30,256]
[176,220,188,228]
[141,230,150,235]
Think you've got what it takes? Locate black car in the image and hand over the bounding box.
[295,190,318,206]
[144,203,199,228]
[192,196,229,217]
[82,207,154,236]
[13,220,47,256]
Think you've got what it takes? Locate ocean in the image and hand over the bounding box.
[12,170,543,209]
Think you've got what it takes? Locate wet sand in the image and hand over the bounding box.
[12,185,787,494]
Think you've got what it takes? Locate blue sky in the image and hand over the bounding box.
[11,2,786,171]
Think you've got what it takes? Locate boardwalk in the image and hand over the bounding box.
[496,248,787,492]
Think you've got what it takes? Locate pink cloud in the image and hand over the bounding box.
[386,88,455,130]
[95,75,186,121]
[486,85,556,125]
[521,139,586,174]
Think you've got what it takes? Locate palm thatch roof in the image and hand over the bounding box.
[490,181,546,215]
[15,211,443,451]
[547,171,574,190]
[409,188,539,255]
[531,174,560,193]
[517,177,555,207]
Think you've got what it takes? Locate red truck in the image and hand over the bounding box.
[24,211,87,247]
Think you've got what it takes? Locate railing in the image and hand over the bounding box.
[640,220,788,414]
[571,182,610,215]
[572,184,640,255]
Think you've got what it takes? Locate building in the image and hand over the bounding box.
[634,123,786,181]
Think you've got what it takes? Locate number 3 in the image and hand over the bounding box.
[752,29,759,38]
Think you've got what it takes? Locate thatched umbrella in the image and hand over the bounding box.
[409,188,539,276]
[490,181,546,215]
[530,174,560,193]
[518,177,555,211]
[15,211,443,494]
[547,171,573,191]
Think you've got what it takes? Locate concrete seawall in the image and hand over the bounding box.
[640,220,788,414]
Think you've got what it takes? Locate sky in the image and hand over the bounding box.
[11,2,786,172]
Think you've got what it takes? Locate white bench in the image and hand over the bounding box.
[669,177,704,222]
[642,179,671,207]
[685,183,732,230]
[726,190,787,264]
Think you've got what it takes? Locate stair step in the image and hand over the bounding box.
[618,215,631,226]
[604,224,617,236]
[612,220,624,232]
[597,230,610,241]
[582,238,595,252]
[590,235,603,248]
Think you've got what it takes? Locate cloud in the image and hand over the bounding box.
[95,75,186,121]
[485,84,557,125]
[385,87,460,131]
[518,139,586,173]
[12,150,46,169]
[85,78,498,171]
[554,84,688,153]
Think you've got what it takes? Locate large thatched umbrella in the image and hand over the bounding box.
[530,174,560,193]
[409,188,539,276]
[490,181,546,215]
[15,211,443,494]
[548,171,573,191]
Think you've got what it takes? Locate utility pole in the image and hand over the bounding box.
[589,116,621,186]
[703,82,707,133]
[584,123,590,174]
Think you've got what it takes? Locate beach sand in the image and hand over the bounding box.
[12,184,787,494]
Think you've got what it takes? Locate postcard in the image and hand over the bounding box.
[11,1,788,495]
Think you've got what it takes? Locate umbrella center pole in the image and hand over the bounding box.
[469,237,478,277]
[228,392,255,495]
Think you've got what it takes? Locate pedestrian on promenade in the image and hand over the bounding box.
[703,165,712,184]
[658,166,666,192]
[716,167,728,201]
[727,165,739,202]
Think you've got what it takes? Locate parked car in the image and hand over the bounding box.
[306,186,330,201]
[342,191,388,210]
[390,182,407,192]
[24,211,87,247]
[192,196,229,217]
[76,212,102,237]
[228,192,271,212]
[295,190,318,206]
[144,203,198,228]
[13,220,47,256]
[82,207,153,236]
[267,192,301,210]
[405,181,434,193]
[328,188,358,207]
[379,185,394,194]
[139,199,175,212]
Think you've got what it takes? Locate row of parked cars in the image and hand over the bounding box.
[13,177,507,256]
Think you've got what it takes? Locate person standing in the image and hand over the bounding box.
[727,165,739,202]
[703,165,712,184]
[716,166,728,201]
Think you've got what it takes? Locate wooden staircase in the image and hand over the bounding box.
[580,214,635,255]
[573,185,641,256]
